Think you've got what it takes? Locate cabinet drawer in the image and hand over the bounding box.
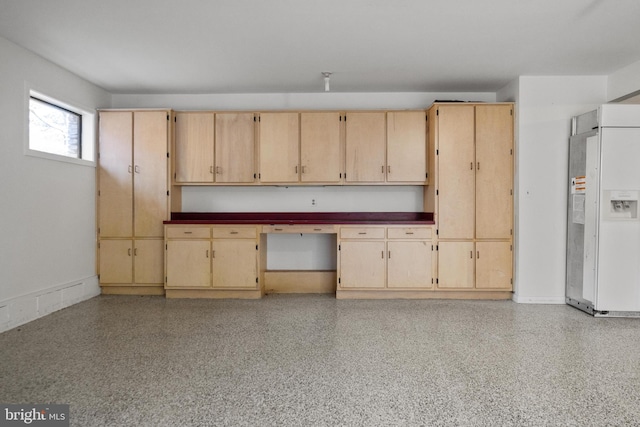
[263,225,336,234]
[166,227,211,239]
[387,227,432,239]
[212,227,257,239]
[340,227,385,239]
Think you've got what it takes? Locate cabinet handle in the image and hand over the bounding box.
[470,162,473,170]
[381,165,384,173]
[216,166,222,174]
[230,231,239,235]
[295,165,298,174]
[313,228,322,231]
[470,251,473,258]
[134,248,137,256]
[381,251,384,259]
[477,251,480,259]
[358,232,367,235]
[477,162,480,171]
[128,165,132,174]
[212,250,215,258]
[387,165,391,174]
[134,165,140,174]
[206,250,209,258]
[274,228,283,231]
[405,232,414,235]
[128,248,131,256]
[302,165,306,174]
[210,166,214,174]
[388,251,391,259]
[183,231,193,234]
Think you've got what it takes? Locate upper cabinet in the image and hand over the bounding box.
[300,112,342,183]
[386,111,427,183]
[345,112,386,183]
[174,112,215,183]
[258,112,300,183]
[344,111,427,184]
[215,113,256,183]
[173,109,428,186]
[175,112,257,184]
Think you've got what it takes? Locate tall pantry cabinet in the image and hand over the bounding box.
[97,110,171,295]
[428,103,514,291]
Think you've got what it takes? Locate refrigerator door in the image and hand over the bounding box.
[595,128,640,313]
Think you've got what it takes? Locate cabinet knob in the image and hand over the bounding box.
[210,166,214,174]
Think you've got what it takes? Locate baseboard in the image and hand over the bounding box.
[0,276,100,333]
[512,294,566,304]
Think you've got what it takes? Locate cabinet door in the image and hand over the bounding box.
[437,106,475,239]
[475,241,512,289]
[175,112,215,183]
[339,241,386,288]
[98,111,133,237]
[300,112,342,183]
[215,113,256,183]
[437,241,474,289]
[99,239,133,284]
[345,112,386,182]
[386,111,426,182]
[134,239,164,284]
[476,105,513,239]
[211,240,257,289]
[259,112,299,183]
[387,241,432,288]
[133,111,169,238]
[166,240,211,288]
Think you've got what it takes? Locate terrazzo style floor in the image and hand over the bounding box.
[1,294,639,426]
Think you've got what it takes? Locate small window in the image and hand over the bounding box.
[29,96,82,159]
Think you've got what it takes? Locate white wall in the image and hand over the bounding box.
[0,37,111,332]
[607,59,640,102]
[499,76,607,303]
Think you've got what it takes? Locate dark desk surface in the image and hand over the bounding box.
[164,212,434,225]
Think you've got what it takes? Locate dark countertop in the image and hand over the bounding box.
[165,212,434,225]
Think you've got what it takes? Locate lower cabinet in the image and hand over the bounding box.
[437,241,512,290]
[164,225,260,293]
[99,238,164,286]
[338,226,434,290]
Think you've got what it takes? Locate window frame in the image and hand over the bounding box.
[25,86,96,167]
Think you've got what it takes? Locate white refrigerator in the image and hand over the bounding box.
[566,104,640,316]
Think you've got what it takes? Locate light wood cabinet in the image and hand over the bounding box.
[259,112,300,183]
[174,112,215,183]
[166,240,211,288]
[215,113,256,183]
[344,111,427,184]
[338,226,433,290]
[300,112,342,183]
[429,103,514,291]
[164,225,260,292]
[386,111,427,183]
[345,112,386,183]
[98,110,170,293]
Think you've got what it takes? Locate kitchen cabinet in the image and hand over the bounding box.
[98,110,170,293]
[429,103,514,291]
[386,111,427,183]
[164,225,260,292]
[215,113,256,183]
[343,111,426,184]
[344,112,386,183]
[174,112,215,183]
[338,226,433,290]
[300,112,342,183]
[258,112,300,183]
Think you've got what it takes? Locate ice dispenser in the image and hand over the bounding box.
[603,190,638,220]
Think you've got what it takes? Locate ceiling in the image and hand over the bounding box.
[1,0,640,94]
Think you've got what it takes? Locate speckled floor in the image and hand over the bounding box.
[1,295,639,426]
